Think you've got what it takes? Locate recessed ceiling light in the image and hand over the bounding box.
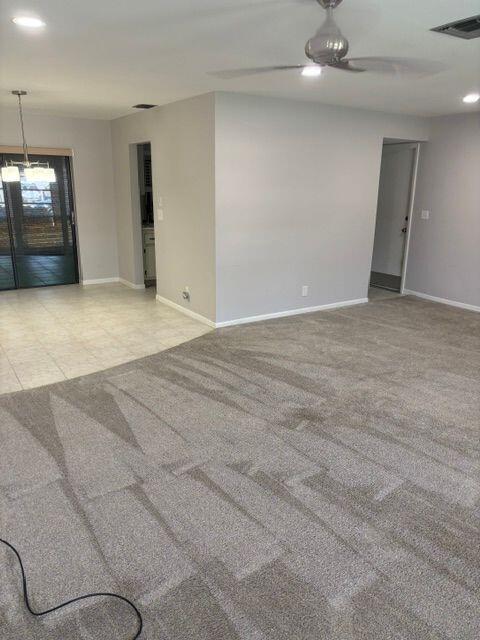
[302,66,322,78]
[463,93,480,104]
[12,16,46,28]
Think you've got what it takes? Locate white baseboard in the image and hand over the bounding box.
[119,278,146,290]
[81,277,120,286]
[403,289,480,313]
[81,277,146,290]
[156,295,216,328]
[215,298,369,328]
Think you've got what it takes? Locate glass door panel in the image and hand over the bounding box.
[0,183,16,290]
[0,153,78,289]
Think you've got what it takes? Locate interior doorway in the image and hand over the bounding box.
[370,142,420,296]
[136,142,156,287]
[0,153,78,290]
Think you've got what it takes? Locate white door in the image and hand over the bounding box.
[371,144,415,285]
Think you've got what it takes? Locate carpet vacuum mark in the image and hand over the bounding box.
[0,296,479,639]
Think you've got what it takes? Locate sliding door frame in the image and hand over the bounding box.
[0,150,80,290]
[0,178,19,290]
[63,155,80,286]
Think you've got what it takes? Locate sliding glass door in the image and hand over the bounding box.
[0,184,16,290]
[0,153,78,290]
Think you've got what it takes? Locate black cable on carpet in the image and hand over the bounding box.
[0,538,143,639]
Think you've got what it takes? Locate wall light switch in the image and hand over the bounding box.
[302,285,309,297]
[421,210,430,220]
[157,208,164,221]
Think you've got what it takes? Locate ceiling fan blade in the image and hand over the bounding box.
[344,57,445,76]
[209,65,305,79]
[327,61,365,73]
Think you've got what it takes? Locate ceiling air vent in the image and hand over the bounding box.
[431,15,480,39]
[133,104,157,109]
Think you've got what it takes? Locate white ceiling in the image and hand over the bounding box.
[0,0,479,120]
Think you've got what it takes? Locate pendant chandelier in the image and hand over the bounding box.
[1,90,56,184]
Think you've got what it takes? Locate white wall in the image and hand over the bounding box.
[406,113,480,309]
[110,94,216,321]
[0,108,118,283]
[372,144,416,277]
[215,93,429,323]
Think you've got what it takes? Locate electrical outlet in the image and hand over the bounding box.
[182,286,190,302]
[302,285,309,297]
[421,210,430,220]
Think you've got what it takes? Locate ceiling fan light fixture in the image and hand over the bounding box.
[463,93,480,104]
[302,65,322,77]
[12,16,45,28]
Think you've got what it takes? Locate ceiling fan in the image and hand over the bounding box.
[211,0,443,79]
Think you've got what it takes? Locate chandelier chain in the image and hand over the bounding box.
[16,92,30,166]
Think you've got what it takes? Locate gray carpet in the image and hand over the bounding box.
[1,295,479,640]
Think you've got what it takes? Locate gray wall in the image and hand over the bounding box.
[110,94,216,321]
[215,93,429,323]
[111,107,157,287]
[372,144,416,277]
[6,96,473,324]
[406,113,480,308]
[0,108,118,283]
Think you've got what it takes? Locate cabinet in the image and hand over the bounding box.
[142,227,156,280]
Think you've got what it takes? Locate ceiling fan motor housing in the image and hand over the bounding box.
[305,32,349,63]
[317,0,345,9]
[305,12,349,64]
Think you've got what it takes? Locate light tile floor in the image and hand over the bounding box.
[0,283,212,393]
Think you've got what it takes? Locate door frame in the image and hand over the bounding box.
[65,155,81,286]
[129,141,155,289]
[0,176,19,290]
[0,151,80,289]
[400,142,421,294]
[370,140,421,296]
